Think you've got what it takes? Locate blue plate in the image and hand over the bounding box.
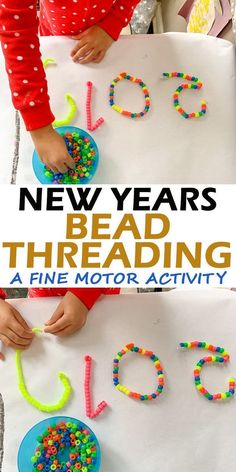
[17,416,101,472]
[32,126,99,184]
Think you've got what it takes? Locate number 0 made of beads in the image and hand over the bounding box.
[162,72,207,119]
[15,330,72,412]
[109,73,151,119]
[180,341,236,401]
[113,343,164,401]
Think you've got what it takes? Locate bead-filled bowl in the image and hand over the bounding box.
[32,126,99,184]
[17,416,101,472]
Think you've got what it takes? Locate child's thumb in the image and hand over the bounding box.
[45,303,63,326]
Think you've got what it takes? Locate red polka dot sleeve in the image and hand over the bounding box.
[97,0,140,40]
[0,0,54,131]
[0,289,6,300]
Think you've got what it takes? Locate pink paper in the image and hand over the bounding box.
[178,0,232,36]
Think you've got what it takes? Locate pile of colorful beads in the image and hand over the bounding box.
[162,72,207,119]
[109,72,151,119]
[44,131,97,184]
[180,341,236,401]
[31,421,98,471]
[113,343,164,401]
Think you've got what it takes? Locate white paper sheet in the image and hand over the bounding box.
[0,33,235,184]
[1,289,236,471]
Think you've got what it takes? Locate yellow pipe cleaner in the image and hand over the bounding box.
[15,329,72,412]
[32,327,43,333]
[43,58,56,68]
[53,94,77,127]
[42,59,77,127]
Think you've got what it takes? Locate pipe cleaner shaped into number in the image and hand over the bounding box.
[162,72,207,119]
[53,94,77,127]
[86,81,104,131]
[84,355,108,418]
[15,329,72,412]
[180,341,236,401]
[113,343,164,401]
[42,59,77,127]
[109,72,151,119]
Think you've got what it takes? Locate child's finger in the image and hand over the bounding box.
[54,161,70,174]
[64,154,76,170]
[43,161,58,173]
[0,334,29,350]
[13,309,34,334]
[0,352,5,361]
[79,49,97,65]
[6,328,33,347]
[70,38,87,57]
[44,317,70,334]
[10,317,34,339]
[72,44,92,62]
[45,303,64,326]
[92,51,105,63]
[52,325,74,337]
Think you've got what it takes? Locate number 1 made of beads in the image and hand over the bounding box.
[84,355,108,418]
[86,81,105,131]
[179,341,236,401]
[162,72,207,119]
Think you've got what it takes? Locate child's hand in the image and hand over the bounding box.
[44,292,88,337]
[71,26,113,64]
[31,125,75,173]
[0,299,34,350]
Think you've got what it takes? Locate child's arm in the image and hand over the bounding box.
[0,1,74,172]
[0,290,34,350]
[97,0,141,40]
[71,0,140,64]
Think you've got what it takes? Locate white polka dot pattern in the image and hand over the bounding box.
[39,0,136,37]
[0,0,138,130]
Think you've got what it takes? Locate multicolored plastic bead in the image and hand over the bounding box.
[113,343,164,401]
[31,421,98,472]
[179,341,236,401]
[162,72,207,119]
[109,72,151,119]
[44,131,97,184]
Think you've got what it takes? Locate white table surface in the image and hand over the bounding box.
[1,289,236,471]
[0,33,235,184]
